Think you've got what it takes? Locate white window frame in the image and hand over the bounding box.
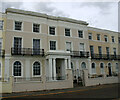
[12,61,23,77]
[78,30,84,38]
[66,42,72,51]
[32,23,40,33]
[65,28,71,37]
[104,35,108,42]
[97,34,101,41]
[88,33,92,40]
[115,63,119,73]
[111,36,115,43]
[49,26,56,35]
[14,21,23,31]
[100,63,104,74]
[32,61,42,77]
[80,43,85,51]
[49,40,57,50]
[91,63,96,74]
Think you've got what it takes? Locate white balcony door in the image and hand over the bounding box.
[33,39,40,54]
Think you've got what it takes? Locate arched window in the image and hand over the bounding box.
[71,62,74,69]
[91,63,96,74]
[116,63,118,73]
[100,63,104,74]
[81,62,86,69]
[0,63,1,77]
[108,63,111,67]
[13,61,21,76]
[33,61,41,76]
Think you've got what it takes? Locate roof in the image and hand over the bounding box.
[6,8,88,25]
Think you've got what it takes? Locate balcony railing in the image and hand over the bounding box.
[71,51,89,58]
[0,49,5,57]
[91,54,120,60]
[11,48,44,56]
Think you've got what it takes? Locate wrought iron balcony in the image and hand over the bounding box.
[91,54,120,60]
[0,49,5,57]
[11,48,44,56]
[71,51,89,58]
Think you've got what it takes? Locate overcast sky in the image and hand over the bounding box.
[0,0,119,32]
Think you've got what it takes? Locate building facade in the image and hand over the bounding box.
[0,8,119,93]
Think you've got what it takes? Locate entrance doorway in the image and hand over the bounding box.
[56,59,65,80]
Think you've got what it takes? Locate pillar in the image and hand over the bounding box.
[48,58,52,80]
[68,59,71,69]
[53,58,56,80]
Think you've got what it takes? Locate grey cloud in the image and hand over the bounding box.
[1,2,23,12]
[32,2,69,17]
[72,2,114,15]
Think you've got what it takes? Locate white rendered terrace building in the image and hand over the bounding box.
[0,8,91,92]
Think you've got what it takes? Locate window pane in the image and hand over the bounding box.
[13,61,21,76]
[49,27,55,35]
[50,41,56,50]
[78,30,83,38]
[33,23,40,33]
[15,21,22,31]
[66,42,71,51]
[65,28,70,36]
[33,62,40,75]
[0,20,3,30]
[89,33,92,40]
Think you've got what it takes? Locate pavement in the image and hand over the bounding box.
[0,83,120,100]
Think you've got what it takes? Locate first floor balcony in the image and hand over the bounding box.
[11,47,44,56]
[0,49,5,57]
[70,51,89,58]
[91,54,120,60]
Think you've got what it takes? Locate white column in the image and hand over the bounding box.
[53,58,56,80]
[65,58,68,75]
[68,59,71,69]
[65,58,67,69]
[49,58,53,80]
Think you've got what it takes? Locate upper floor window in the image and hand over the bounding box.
[88,33,92,40]
[90,45,94,55]
[65,28,70,36]
[97,34,100,41]
[50,41,56,50]
[111,36,115,43]
[33,23,40,33]
[118,37,120,44]
[49,27,55,35]
[0,20,3,30]
[15,21,22,31]
[78,30,83,38]
[66,42,71,51]
[104,35,108,42]
[80,43,85,51]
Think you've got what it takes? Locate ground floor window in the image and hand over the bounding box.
[91,63,96,74]
[13,61,22,76]
[81,62,86,70]
[33,61,41,76]
[100,63,104,74]
[115,63,118,73]
[0,63,1,77]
